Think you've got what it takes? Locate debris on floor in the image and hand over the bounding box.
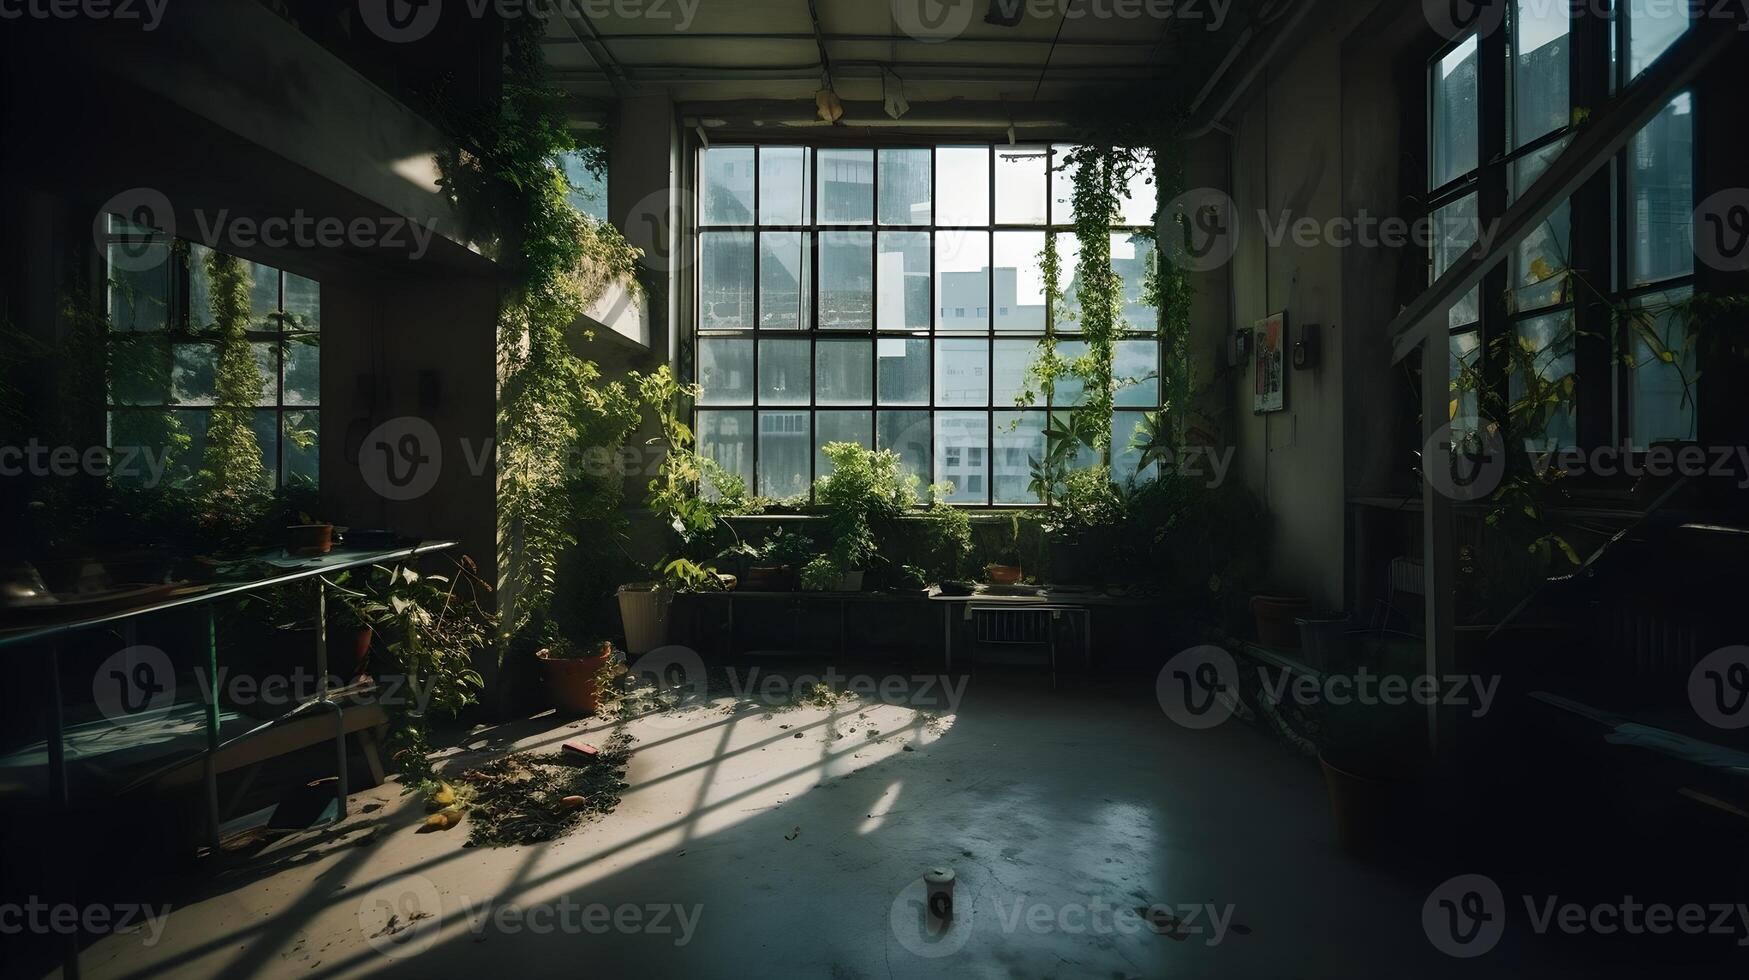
[457,732,634,847]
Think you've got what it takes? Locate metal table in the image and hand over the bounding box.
[0,540,456,979]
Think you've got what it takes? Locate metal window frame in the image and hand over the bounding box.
[693,141,1162,508]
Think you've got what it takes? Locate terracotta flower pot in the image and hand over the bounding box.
[986,564,1023,586]
[287,524,334,556]
[1250,595,1312,649]
[537,645,614,715]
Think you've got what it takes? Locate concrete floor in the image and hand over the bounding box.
[65,665,1570,979]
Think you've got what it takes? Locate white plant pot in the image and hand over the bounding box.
[617,583,672,655]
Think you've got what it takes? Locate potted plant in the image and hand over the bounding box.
[725,528,813,592]
[1250,595,1312,649]
[1311,632,1428,856]
[807,443,916,593]
[985,513,1025,585]
[536,636,616,714]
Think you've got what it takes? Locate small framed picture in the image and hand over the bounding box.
[1253,312,1287,414]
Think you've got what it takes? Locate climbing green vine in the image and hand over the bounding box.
[198,248,269,534]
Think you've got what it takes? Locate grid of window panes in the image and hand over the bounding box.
[103,216,320,488]
[694,144,1159,505]
[1428,0,1693,452]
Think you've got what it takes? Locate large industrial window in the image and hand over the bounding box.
[103,216,320,489]
[693,144,1159,505]
[1431,0,1695,452]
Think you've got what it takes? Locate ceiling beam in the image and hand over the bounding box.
[539,32,1161,47]
[1388,15,1744,364]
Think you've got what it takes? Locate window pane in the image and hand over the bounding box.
[282,273,320,331]
[995,146,1048,225]
[759,232,808,329]
[283,409,319,485]
[1050,144,1078,224]
[1433,194,1482,327]
[935,231,989,333]
[760,146,810,225]
[877,337,930,406]
[994,339,1042,407]
[1629,0,1688,78]
[283,335,320,406]
[1628,287,1697,447]
[758,338,810,405]
[993,232,1048,333]
[876,231,931,331]
[249,409,281,485]
[110,409,202,487]
[994,410,1045,504]
[702,146,755,224]
[815,410,873,478]
[561,150,609,223]
[1511,310,1578,452]
[934,412,990,504]
[1051,339,1091,407]
[1432,37,1480,187]
[878,148,932,225]
[817,149,873,224]
[1115,153,1155,226]
[1114,340,1158,408]
[1629,94,1694,286]
[702,231,755,329]
[1114,232,1158,330]
[1056,233,1082,326]
[171,343,217,406]
[1510,140,1573,312]
[1450,330,1483,440]
[1112,411,1153,485]
[109,335,171,406]
[819,232,872,330]
[935,339,990,407]
[936,146,990,226]
[758,411,811,499]
[698,410,754,499]
[107,243,170,332]
[877,410,931,483]
[1512,0,1569,148]
[698,337,754,405]
[815,338,873,405]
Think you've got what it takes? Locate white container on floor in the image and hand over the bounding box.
[617,583,672,655]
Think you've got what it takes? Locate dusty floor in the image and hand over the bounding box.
[65,664,1566,979]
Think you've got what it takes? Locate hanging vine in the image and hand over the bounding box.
[432,13,645,640]
[197,249,269,534]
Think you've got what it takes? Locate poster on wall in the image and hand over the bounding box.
[1253,312,1287,414]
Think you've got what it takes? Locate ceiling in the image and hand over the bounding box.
[542,0,1263,127]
